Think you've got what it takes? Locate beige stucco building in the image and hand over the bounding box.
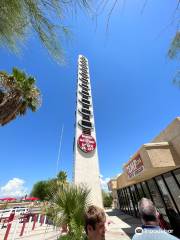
[108,117,180,236]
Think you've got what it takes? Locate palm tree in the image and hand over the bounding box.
[168,31,180,87]
[48,183,90,240]
[0,67,41,126]
[0,0,91,63]
[57,171,67,184]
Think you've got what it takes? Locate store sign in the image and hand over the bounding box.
[77,134,96,153]
[126,155,144,179]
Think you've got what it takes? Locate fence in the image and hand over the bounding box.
[0,213,60,240]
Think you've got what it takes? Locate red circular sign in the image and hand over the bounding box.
[77,134,96,153]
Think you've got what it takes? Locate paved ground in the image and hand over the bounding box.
[105,209,141,240]
[0,209,141,239]
[0,221,60,240]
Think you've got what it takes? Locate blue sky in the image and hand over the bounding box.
[0,0,179,196]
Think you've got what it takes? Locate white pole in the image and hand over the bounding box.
[38,214,41,224]
[56,125,64,176]
[11,220,19,240]
[26,216,32,235]
[43,215,47,225]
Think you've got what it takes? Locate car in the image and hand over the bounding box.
[0,209,13,219]
[14,208,29,216]
[0,207,29,219]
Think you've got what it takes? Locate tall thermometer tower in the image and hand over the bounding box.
[73,55,103,207]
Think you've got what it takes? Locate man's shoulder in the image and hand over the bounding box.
[132,231,179,240]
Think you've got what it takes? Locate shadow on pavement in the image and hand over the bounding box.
[106,209,141,239]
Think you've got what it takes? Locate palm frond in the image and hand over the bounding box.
[0,0,92,63]
[47,183,90,238]
[168,31,180,59]
[0,67,41,125]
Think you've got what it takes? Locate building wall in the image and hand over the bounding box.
[153,117,180,161]
[116,168,180,237]
[108,117,180,236]
[113,118,180,190]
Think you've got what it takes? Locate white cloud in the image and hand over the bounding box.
[0,178,28,197]
[100,174,110,191]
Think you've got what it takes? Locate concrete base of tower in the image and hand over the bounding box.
[73,150,103,208]
[74,177,103,209]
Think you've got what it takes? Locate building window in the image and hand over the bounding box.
[164,172,180,213]
[128,186,137,217]
[156,175,180,214]
[117,190,121,209]
[173,168,180,185]
[118,189,124,211]
[147,179,169,223]
[125,187,134,215]
[130,185,139,214]
[132,185,140,202]
[141,182,152,201]
[136,183,144,199]
[117,189,123,210]
[122,188,129,214]
[134,185,141,201]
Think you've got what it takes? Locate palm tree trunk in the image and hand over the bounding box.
[0,99,22,125]
[0,90,22,125]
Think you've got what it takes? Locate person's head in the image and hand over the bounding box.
[138,198,158,225]
[84,205,106,240]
